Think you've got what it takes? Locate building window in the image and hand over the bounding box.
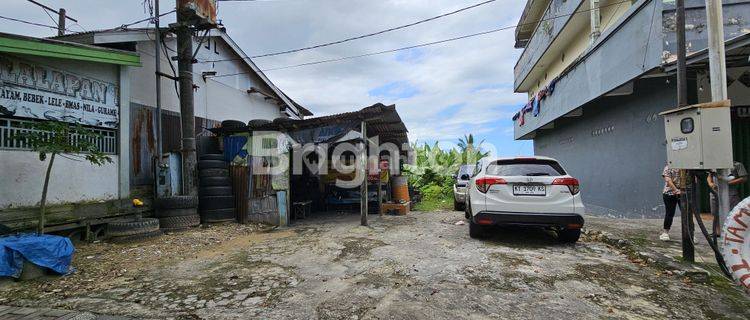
[0,118,117,154]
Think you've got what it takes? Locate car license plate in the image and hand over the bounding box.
[513,185,546,196]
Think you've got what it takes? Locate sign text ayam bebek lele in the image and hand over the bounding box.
[0,55,119,128]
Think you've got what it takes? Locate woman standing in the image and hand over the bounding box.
[661,165,683,241]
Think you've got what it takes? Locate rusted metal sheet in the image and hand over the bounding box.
[130,103,155,187]
[131,103,222,188]
[178,0,217,25]
[230,165,249,223]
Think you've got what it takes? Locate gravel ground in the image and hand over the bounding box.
[0,211,748,319]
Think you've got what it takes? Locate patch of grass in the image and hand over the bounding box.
[413,195,453,212]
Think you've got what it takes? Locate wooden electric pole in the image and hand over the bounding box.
[676,0,695,262]
[154,0,164,164]
[56,8,66,36]
[176,5,198,196]
[26,1,78,36]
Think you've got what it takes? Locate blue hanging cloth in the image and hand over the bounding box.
[0,234,75,278]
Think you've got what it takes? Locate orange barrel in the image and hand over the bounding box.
[392,176,410,202]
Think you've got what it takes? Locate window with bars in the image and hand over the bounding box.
[0,118,118,154]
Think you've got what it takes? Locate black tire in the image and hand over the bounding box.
[110,230,162,243]
[202,208,236,223]
[454,199,460,211]
[221,119,246,129]
[107,218,160,237]
[200,186,233,196]
[247,119,271,128]
[200,195,235,210]
[200,153,225,161]
[157,196,198,209]
[198,160,228,170]
[558,229,581,243]
[199,168,229,178]
[469,220,487,239]
[464,201,471,220]
[156,207,198,218]
[159,215,201,230]
[200,176,231,187]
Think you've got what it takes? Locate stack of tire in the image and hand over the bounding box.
[199,153,236,223]
[107,218,161,243]
[156,196,201,231]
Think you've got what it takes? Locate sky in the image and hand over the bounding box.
[0,0,533,156]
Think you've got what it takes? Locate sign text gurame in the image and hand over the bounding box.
[0,55,119,128]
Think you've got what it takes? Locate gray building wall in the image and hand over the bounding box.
[533,77,678,218]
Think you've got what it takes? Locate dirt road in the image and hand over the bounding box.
[1,211,748,319]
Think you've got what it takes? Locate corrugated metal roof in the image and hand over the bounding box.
[215,103,409,146]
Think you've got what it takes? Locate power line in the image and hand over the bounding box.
[0,14,61,30]
[211,0,632,76]
[117,9,176,30]
[205,0,497,61]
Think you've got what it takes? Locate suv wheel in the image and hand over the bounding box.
[469,220,487,239]
[558,229,581,243]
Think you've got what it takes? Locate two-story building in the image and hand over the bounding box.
[56,27,312,197]
[512,0,750,217]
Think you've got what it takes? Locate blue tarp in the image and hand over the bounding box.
[0,234,75,278]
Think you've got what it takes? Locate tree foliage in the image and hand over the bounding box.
[404,134,489,210]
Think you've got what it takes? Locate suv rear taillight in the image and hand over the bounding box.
[475,177,507,193]
[552,177,580,195]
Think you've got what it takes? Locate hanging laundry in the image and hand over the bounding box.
[519,101,533,126]
[512,111,520,121]
[547,78,557,96]
[538,88,548,101]
[531,95,540,117]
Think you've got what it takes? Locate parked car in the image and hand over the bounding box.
[464,156,584,243]
[452,164,476,211]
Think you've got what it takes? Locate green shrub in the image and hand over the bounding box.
[405,134,488,212]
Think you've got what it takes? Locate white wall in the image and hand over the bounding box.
[0,151,119,209]
[130,36,283,122]
[0,54,124,209]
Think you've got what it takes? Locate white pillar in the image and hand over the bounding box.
[705,0,733,227]
[118,65,131,199]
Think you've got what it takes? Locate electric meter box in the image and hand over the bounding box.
[659,100,733,170]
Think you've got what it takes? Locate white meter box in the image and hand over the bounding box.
[660,100,733,170]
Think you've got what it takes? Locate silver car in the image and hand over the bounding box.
[452,164,476,211]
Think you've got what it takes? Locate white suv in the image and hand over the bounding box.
[465,156,585,243]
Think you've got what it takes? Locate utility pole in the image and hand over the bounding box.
[57,8,66,36]
[176,6,198,196]
[676,0,695,262]
[361,121,368,226]
[26,1,78,36]
[154,0,164,165]
[705,0,733,230]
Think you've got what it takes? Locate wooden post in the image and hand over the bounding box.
[361,121,368,226]
[377,157,383,216]
[676,0,695,262]
[57,8,66,36]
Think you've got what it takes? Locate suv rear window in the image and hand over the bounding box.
[486,159,565,176]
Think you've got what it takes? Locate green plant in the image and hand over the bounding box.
[404,134,490,211]
[14,121,112,234]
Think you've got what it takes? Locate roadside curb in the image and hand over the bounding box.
[582,229,710,284]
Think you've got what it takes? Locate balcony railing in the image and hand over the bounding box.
[514,0,585,91]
